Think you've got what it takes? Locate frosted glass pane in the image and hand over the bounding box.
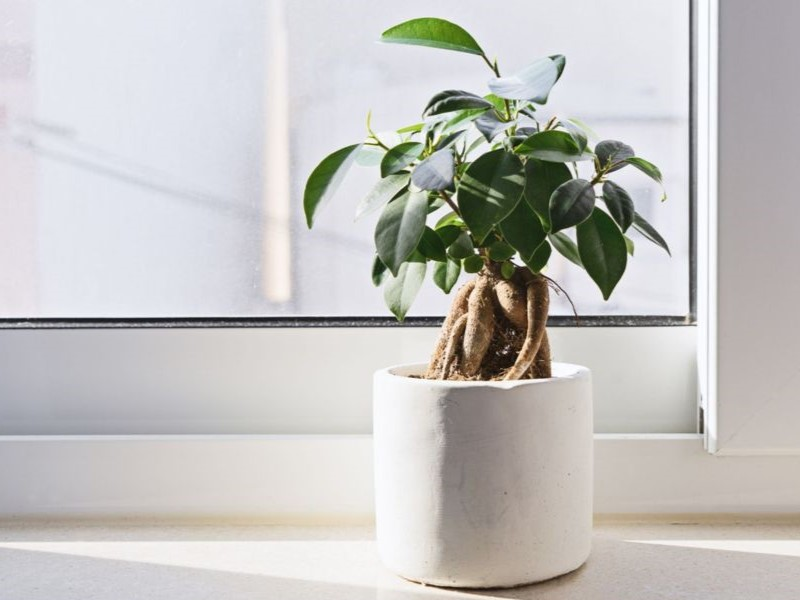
[0,0,689,318]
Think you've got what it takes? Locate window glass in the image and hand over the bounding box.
[0,0,689,318]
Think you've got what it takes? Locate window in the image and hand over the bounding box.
[0,0,690,319]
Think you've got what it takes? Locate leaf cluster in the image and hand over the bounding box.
[304,18,670,320]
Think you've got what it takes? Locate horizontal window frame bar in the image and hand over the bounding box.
[0,315,694,330]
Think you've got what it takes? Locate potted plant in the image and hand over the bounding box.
[304,17,669,588]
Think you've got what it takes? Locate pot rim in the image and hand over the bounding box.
[376,361,590,391]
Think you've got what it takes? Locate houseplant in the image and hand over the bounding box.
[304,17,668,588]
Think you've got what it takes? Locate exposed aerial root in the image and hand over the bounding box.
[503,277,550,381]
[461,276,495,376]
[425,280,476,379]
[423,268,556,382]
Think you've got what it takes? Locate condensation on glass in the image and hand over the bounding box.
[0,0,690,318]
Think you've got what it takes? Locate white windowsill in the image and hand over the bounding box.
[2,518,799,599]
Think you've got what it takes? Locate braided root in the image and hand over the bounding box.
[424,268,554,381]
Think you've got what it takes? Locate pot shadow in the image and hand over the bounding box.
[459,534,800,600]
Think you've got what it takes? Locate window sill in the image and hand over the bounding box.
[1,519,799,598]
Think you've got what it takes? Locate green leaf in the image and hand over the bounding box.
[577,208,628,300]
[626,157,667,200]
[433,258,461,293]
[549,232,583,267]
[488,240,515,261]
[515,130,594,162]
[435,130,466,151]
[500,261,516,279]
[423,90,493,117]
[397,122,424,134]
[524,159,572,230]
[483,93,507,112]
[356,145,385,167]
[487,56,561,103]
[384,254,427,321]
[632,212,671,256]
[427,194,446,213]
[475,111,511,142]
[441,108,488,135]
[565,117,599,141]
[458,149,526,243]
[375,190,429,275]
[549,179,596,233]
[463,255,485,273]
[418,226,448,262]
[411,148,454,191]
[523,240,552,273]
[435,211,463,229]
[595,140,635,173]
[372,255,389,287]
[380,142,424,177]
[304,143,362,228]
[380,18,484,56]
[601,180,634,232]
[447,230,475,259]
[435,224,461,247]
[499,199,546,261]
[558,119,588,152]
[355,173,409,221]
[624,235,635,256]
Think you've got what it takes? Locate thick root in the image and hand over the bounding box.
[493,279,527,330]
[439,314,468,379]
[461,276,495,376]
[503,277,550,381]
[533,329,552,378]
[425,280,476,379]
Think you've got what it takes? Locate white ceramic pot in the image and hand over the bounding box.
[373,362,592,589]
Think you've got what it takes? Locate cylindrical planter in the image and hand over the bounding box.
[373,362,592,589]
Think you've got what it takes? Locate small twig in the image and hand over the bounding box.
[438,190,462,218]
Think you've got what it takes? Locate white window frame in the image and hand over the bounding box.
[3,0,800,520]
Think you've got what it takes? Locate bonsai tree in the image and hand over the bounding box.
[304,18,669,381]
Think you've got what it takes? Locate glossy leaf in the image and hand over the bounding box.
[380,142,424,177]
[500,261,516,279]
[523,240,552,273]
[475,111,511,142]
[524,159,572,230]
[436,211,464,229]
[435,130,467,151]
[632,212,671,255]
[499,199,547,261]
[515,130,594,162]
[423,90,493,117]
[549,232,583,267]
[558,119,588,152]
[488,240,515,261]
[380,18,484,56]
[565,117,599,141]
[458,149,526,243]
[577,209,628,300]
[602,180,634,231]
[487,56,562,103]
[433,258,461,293]
[626,157,667,200]
[441,108,488,135]
[435,224,461,247]
[383,253,427,321]
[396,122,423,134]
[447,230,475,259]
[355,173,409,221]
[595,140,635,173]
[375,190,428,275]
[463,254,485,273]
[356,145,385,167]
[418,226,448,262]
[624,235,635,256]
[411,148,455,190]
[372,255,389,287]
[549,178,596,232]
[304,143,362,228]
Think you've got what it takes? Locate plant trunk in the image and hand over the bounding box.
[426,266,552,381]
